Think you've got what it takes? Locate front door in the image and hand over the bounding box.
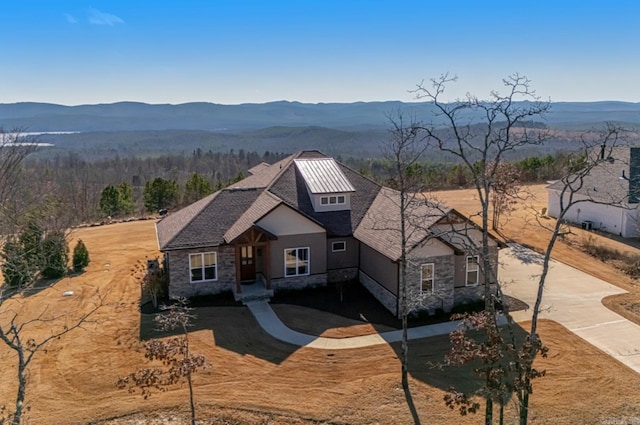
[240,246,255,283]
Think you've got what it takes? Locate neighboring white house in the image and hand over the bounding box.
[547,146,640,238]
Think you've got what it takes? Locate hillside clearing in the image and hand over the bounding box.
[1,185,640,424]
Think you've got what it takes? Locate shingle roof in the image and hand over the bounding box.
[157,188,263,250]
[247,162,271,175]
[294,158,356,194]
[228,155,293,190]
[156,191,220,250]
[354,187,452,260]
[157,150,455,259]
[546,146,634,204]
[224,191,281,243]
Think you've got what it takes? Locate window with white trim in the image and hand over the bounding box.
[331,241,346,252]
[320,195,346,205]
[420,263,434,294]
[189,252,217,283]
[284,247,310,277]
[466,256,479,286]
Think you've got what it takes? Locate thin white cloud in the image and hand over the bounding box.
[88,8,124,26]
[64,13,78,24]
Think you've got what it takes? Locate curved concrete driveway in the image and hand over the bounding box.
[500,245,640,373]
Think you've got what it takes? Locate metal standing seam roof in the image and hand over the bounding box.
[294,158,356,194]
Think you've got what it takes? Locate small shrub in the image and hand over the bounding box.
[72,240,90,272]
[450,299,486,315]
[142,266,168,309]
[40,231,69,279]
[582,235,620,261]
[623,258,640,278]
[582,235,640,277]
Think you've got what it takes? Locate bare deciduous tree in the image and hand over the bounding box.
[117,299,207,425]
[0,294,101,425]
[513,124,628,424]
[382,112,429,425]
[414,75,630,424]
[0,129,39,234]
[412,74,550,424]
[490,161,524,233]
[0,128,103,425]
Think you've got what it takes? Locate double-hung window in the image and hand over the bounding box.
[466,255,479,286]
[420,263,434,294]
[284,247,309,277]
[190,252,217,283]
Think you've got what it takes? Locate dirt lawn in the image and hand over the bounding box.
[1,187,640,424]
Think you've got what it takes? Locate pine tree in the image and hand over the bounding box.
[0,238,31,287]
[184,172,212,203]
[143,177,179,212]
[41,231,69,279]
[72,239,90,273]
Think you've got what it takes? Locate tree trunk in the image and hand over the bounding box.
[187,373,196,425]
[485,397,493,425]
[13,351,27,425]
[520,386,530,425]
[400,269,420,425]
[182,323,197,425]
[401,311,409,391]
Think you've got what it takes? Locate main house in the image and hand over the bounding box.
[156,151,499,317]
[547,146,640,238]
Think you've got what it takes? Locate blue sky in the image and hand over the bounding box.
[1,1,639,105]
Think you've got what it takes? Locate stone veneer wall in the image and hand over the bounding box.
[327,267,359,283]
[359,271,397,315]
[404,255,456,315]
[168,245,236,299]
[271,273,327,292]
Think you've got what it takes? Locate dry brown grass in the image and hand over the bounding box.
[1,189,640,424]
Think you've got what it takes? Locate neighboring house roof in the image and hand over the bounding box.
[294,158,356,193]
[157,150,470,258]
[546,146,636,205]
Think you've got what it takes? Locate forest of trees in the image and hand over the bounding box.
[0,144,579,234]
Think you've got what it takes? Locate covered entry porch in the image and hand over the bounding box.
[231,226,275,303]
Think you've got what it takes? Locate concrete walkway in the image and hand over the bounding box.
[246,300,464,350]
[500,244,640,373]
[247,245,640,373]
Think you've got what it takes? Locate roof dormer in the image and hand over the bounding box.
[294,158,355,212]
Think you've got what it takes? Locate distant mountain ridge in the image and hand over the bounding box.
[2,100,640,132]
